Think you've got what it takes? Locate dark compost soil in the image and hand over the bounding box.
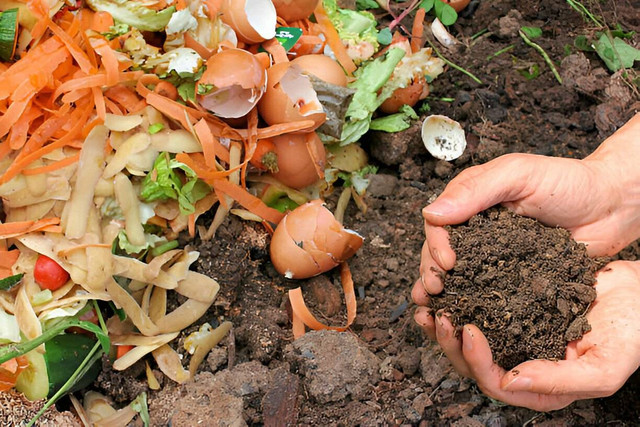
[62,0,640,425]
[430,208,603,370]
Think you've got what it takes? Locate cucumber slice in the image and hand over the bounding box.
[45,333,101,397]
[15,350,49,401]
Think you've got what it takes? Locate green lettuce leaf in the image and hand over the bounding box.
[86,0,175,32]
[140,152,210,215]
[340,48,406,145]
[370,105,419,132]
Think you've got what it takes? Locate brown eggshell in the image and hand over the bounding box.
[269,200,364,279]
[291,54,348,87]
[271,131,326,189]
[272,0,320,22]
[197,49,267,118]
[443,0,471,12]
[220,0,277,44]
[378,74,429,114]
[257,62,326,131]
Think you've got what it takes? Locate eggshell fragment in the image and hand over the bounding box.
[271,131,326,189]
[272,0,320,25]
[421,115,467,161]
[291,54,348,87]
[220,0,277,44]
[197,49,267,118]
[258,62,326,131]
[270,200,363,279]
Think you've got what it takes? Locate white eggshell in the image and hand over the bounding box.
[421,115,467,161]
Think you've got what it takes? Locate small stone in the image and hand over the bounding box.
[207,346,228,372]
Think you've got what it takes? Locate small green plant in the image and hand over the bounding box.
[419,0,459,26]
[518,27,563,84]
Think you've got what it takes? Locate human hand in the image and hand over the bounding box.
[414,260,640,411]
[414,113,640,299]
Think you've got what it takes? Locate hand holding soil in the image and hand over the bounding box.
[412,113,640,411]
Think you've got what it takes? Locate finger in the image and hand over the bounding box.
[424,223,455,271]
[500,357,626,398]
[419,239,447,294]
[422,154,536,226]
[435,313,472,377]
[461,325,577,411]
[411,277,430,306]
[414,306,436,340]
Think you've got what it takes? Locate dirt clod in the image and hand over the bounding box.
[430,208,605,369]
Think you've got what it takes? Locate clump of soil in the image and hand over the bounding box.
[430,208,606,369]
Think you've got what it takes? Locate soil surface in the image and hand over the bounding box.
[430,208,603,370]
[64,0,640,425]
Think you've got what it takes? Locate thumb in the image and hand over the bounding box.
[423,154,536,226]
[500,357,618,397]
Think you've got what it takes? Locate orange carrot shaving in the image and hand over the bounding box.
[210,179,284,224]
[313,3,357,75]
[92,86,107,120]
[0,218,61,240]
[104,85,146,114]
[21,152,80,176]
[194,119,224,167]
[289,262,357,338]
[0,250,19,269]
[411,7,426,53]
[153,81,179,101]
[90,36,120,86]
[188,214,196,238]
[235,119,317,139]
[45,15,95,74]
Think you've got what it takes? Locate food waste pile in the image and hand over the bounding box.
[0,0,465,423]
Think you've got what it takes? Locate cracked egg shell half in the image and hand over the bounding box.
[290,54,348,87]
[196,49,267,119]
[220,0,277,44]
[258,62,326,132]
[270,200,363,279]
[271,131,326,189]
[272,0,320,23]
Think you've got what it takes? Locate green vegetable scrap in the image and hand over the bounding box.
[341,47,406,145]
[0,8,18,62]
[85,0,176,32]
[140,152,210,215]
[370,105,419,132]
[323,0,380,64]
[593,33,640,72]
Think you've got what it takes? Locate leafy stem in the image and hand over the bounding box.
[426,40,483,84]
[518,30,563,85]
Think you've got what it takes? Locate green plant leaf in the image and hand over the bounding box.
[356,0,379,10]
[0,273,23,291]
[574,35,594,52]
[521,26,543,39]
[419,0,434,12]
[377,27,392,45]
[518,63,540,80]
[434,1,457,26]
[593,33,640,71]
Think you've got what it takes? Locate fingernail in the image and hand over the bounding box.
[423,199,454,218]
[463,326,473,351]
[502,376,533,391]
[420,274,427,291]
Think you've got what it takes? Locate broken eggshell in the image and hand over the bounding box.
[269,200,363,279]
[220,0,277,44]
[258,62,326,131]
[271,131,326,189]
[421,115,467,161]
[196,48,267,118]
[272,0,320,22]
[290,54,348,87]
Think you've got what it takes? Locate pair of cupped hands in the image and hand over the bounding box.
[412,114,640,411]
